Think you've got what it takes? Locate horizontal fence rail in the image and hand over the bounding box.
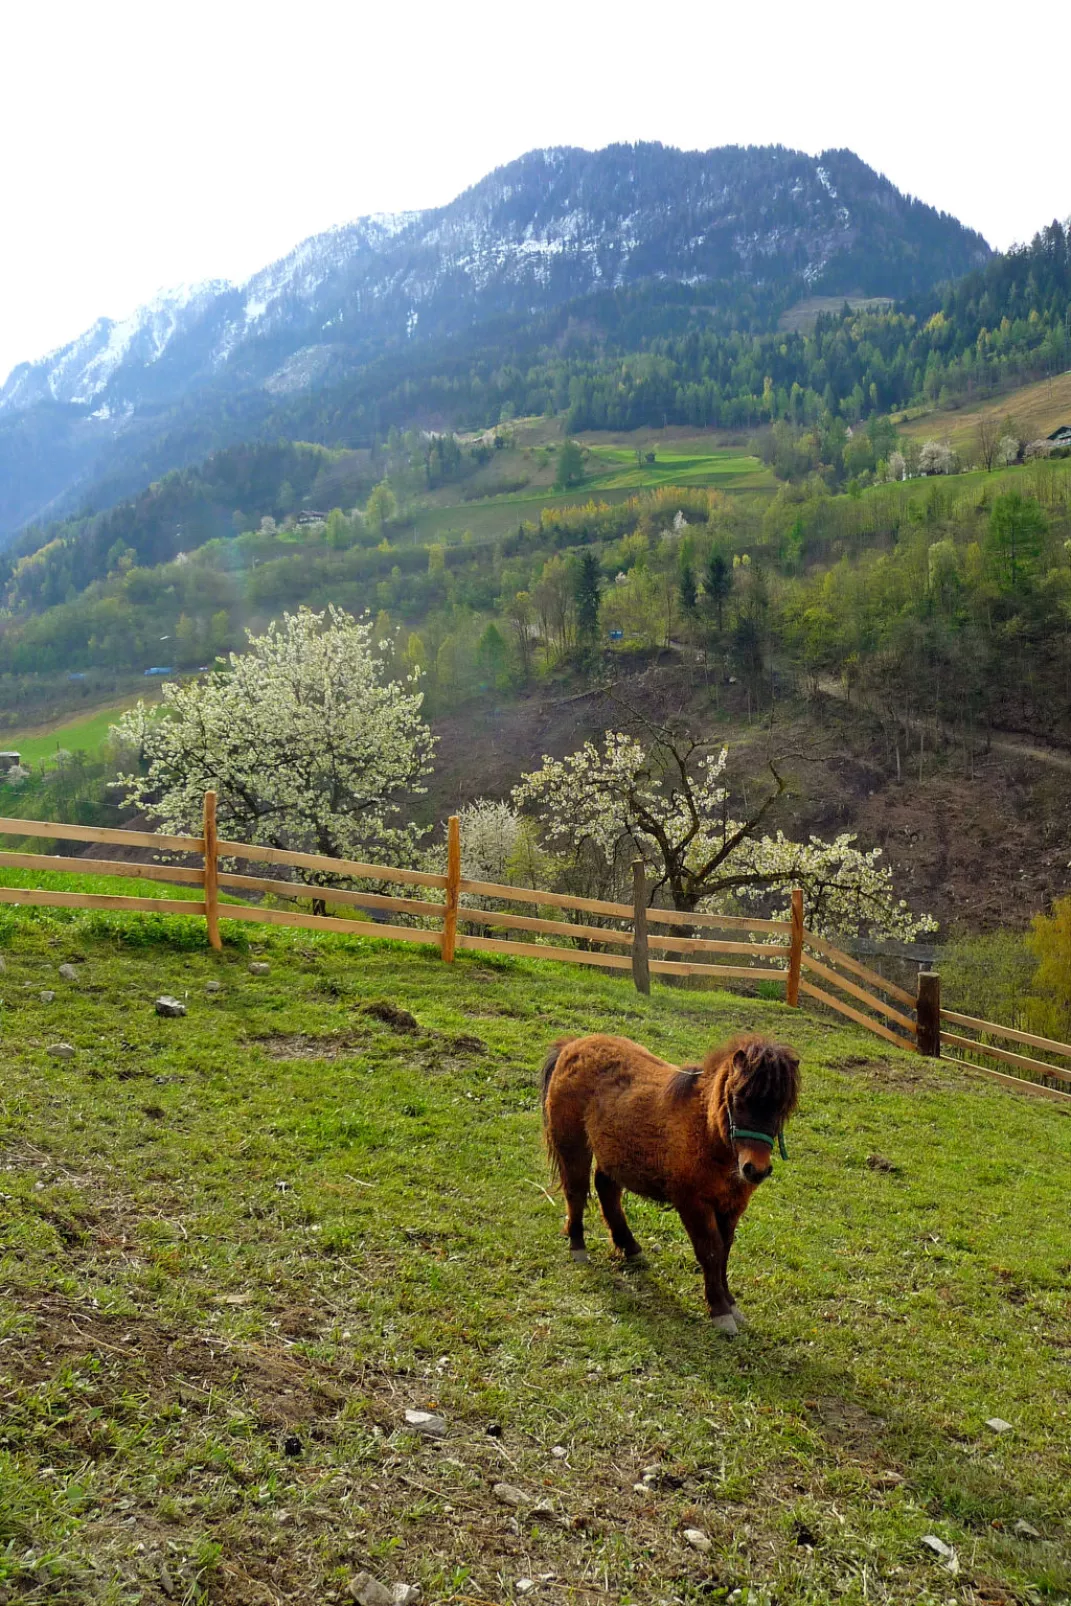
[2,797,1070,1106]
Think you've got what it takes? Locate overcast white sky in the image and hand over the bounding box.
[1,0,1067,384]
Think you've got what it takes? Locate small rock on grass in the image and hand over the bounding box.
[1014,1519,1041,1539]
[349,1577,421,1606]
[58,963,79,981]
[204,980,223,993]
[493,1482,530,1508]
[154,996,186,1017]
[47,1043,76,1059]
[985,1417,1014,1433]
[349,1575,393,1606]
[683,1529,711,1554]
[920,1535,957,1570]
[40,991,55,1003]
[248,962,271,977]
[404,1409,446,1439]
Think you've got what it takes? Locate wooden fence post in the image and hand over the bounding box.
[787,887,803,1006]
[442,814,461,962]
[203,790,222,952]
[631,859,650,996]
[916,970,941,1057]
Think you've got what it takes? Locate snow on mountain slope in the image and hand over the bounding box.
[0,141,990,536]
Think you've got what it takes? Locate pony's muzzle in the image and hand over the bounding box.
[740,1157,772,1184]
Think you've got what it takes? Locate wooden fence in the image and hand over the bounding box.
[2,797,1070,1106]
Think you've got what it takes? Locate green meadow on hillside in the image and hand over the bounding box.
[0,908,1068,1605]
[581,445,770,493]
[2,703,142,770]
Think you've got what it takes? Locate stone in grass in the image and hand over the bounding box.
[920,1535,958,1571]
[48,1043,76,1059]
[204,980,223,994]
[349,1575,394,1606]
[493,1482,530,1508]
[40,991,55,1003]
[1013,1519,1041,1539]
[248,962,271,977]
[154,996,187,1017]
[683,1529,711,1554]
[404,1409,446,1439]
[985,1417,1014,1434]
[349,1576,421,1606]
[58,964,80,981]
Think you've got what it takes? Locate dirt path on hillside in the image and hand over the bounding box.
[817,678,1071,775]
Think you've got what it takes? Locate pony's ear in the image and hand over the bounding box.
[732,1048,749,1073]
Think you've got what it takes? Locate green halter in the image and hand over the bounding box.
[728,1116,789,1161]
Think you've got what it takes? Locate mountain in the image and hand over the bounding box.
[0,142,990,540]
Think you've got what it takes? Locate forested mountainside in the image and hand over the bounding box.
[0,143,989,538]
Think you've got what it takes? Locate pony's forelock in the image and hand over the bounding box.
[704,1033,801,1123]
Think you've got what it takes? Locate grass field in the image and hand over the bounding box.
[403,437,772,549]
[1,907,1069,1605]
[3,702,144,769]
[900,370,1071,456]
[582,446,769,492]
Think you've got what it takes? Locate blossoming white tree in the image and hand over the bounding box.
[513,728,936,941]
[918,440,956,476]
[112,608,436,879]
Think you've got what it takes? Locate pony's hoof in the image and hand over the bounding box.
[711,1312,739,1336]
[730,1304,749,1329]
[570,1247,590,1264]
[623,1251,646,1270]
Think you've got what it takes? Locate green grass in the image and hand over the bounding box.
[582,446,770,492]
[3,703,141,769]
[1,909,1069,1605]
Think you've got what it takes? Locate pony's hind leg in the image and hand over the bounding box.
[554,1141,593,1262]
[594,1169,642,1259]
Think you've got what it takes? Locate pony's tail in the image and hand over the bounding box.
[540,1038,571,1115]
[540,1038,574,1179]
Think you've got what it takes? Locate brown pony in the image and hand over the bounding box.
[541,1032,800,1334]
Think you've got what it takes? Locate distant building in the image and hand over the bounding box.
[1046,425,1071,446]
[0,751,21,772]
[144,666,173,676]
[295,510,328,527]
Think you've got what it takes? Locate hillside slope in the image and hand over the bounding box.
[0,142,989,538]
[1,909,1068,1604]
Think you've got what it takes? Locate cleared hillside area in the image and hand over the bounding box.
[901,370,1071,453]
[1,911,1068,1605]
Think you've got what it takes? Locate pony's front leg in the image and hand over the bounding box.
[717,1209,747,1328]
[676,1201,736,1334]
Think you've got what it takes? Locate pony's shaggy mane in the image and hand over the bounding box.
[705,1032,801,1125]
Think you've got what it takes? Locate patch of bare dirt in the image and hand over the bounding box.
[251,1031,366,1060]
[358,999,420,1032]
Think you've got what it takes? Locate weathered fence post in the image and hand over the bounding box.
[631,858,650,996]
[786,887,803,1006]
[442,814,461,963]
[203,790,222,952]
[916,970,941,1057]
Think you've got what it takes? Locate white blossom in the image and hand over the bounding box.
[514,732,936,942]
[112,607,435,870]
[918,440,955,476]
